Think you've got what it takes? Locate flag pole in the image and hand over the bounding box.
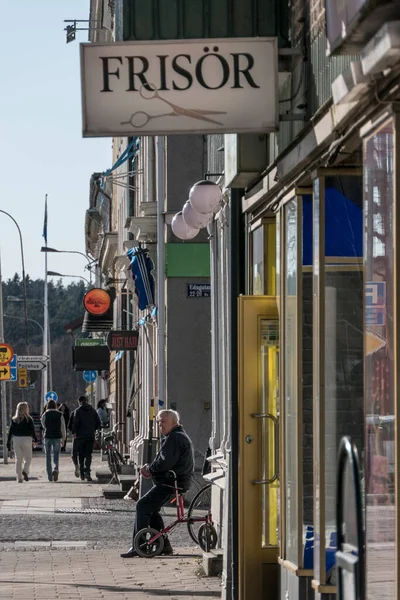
[42,195,49,407]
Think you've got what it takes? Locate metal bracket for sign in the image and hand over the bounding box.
[63,20,105,43]
[278,48,304,57]
[279,114,307,122]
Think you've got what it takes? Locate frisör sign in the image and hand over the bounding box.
[80,38,278,136]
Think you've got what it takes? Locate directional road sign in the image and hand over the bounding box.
[45,391,58,403]
[0,365,11,381]
[18,355,49,363]
[83,370,97,383]
[18,360,47,371]
[8,355,17,382]
[0,343,14,366]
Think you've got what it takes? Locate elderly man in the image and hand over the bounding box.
[121,409,194,558]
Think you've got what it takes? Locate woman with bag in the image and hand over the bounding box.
[7,402,37,483]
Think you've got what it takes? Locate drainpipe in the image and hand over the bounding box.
[156,136,166,407]
[229,189,245,600]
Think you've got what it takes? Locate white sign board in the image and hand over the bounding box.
[80,38,278,136]
[18,355,49,363]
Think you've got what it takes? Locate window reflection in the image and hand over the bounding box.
[364,120,395,600]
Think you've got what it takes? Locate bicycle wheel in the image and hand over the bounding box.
[134,527,164,558]
[187,484,212,545]
[109,450,120,483]
[198,523,218,552]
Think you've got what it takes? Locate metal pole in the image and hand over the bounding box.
[48,315,53,393]
[0,249,8,464]
[156,136,166,406]
[42,199,49,406]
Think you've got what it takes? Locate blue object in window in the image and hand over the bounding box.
[127,247,155,311]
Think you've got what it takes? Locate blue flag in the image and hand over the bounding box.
[42,197,47,243]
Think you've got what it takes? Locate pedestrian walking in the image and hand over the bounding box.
[6,402,37,483]
[71,395,101,482]
[97,400,110,429]
[41,399,66,482]
[68,410,80,478]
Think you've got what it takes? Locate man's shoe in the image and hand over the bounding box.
[22,471,29,482]
[74,465,80,478]
[86,475,93,482]
[52,471,59,482]
[120,547,138,558]
[80,475,85,481]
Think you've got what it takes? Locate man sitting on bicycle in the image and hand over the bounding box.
[121,409,194,558]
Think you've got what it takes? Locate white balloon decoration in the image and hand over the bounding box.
[189,180,222,214]
[171,212,199,240]
[182,200,213,230]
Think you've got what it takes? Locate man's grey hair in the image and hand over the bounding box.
[156,409,180,424]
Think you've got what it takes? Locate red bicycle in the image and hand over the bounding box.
[133,470,218,558]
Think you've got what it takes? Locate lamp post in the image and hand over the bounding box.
[41,246,94,284]
[47,271,90,286]
[0,210,29,351]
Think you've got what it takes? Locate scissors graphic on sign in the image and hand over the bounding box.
[120,83,227,128]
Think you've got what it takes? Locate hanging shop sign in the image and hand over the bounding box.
[80,37,278,136]
[106,330,139,351]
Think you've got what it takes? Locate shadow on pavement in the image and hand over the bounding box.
[0,580,220,596]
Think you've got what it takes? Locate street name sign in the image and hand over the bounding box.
[81,38,278,136]
[19,361,47,371]
[17,355,49,363]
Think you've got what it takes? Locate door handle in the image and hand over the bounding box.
[250,412,279,485]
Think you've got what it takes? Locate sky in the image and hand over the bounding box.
[0,0,111,282]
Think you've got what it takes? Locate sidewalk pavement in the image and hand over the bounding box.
[0,452,222,599]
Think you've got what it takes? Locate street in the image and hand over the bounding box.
[0,452,221,599]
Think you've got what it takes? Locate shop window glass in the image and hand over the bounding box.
[313,174,364,584]
[323,175,364,581]
[364,120,395,599]
[252,226,264,295]
[284,200,298,564]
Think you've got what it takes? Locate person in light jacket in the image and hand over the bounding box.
[7,402,37,483]
[41,399,66,482]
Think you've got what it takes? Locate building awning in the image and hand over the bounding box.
[127,247,155,310]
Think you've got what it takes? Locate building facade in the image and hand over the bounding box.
[82,2,400,600]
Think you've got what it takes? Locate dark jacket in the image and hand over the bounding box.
[71,403,101,440]
[7,417,36,447]
[41,409,66,440]
[148,425,194,490]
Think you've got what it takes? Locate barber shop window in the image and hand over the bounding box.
[313,171,364,588]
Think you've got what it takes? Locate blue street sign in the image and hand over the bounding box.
[9,355,17,382]
[45,391,58,403]
[83,370,97,383]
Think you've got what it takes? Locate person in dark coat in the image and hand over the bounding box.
[71,396,101,482]
[121,409,194,558]
[41,400,66,482]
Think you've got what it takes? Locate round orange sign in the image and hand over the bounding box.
[83,288,111,316]
[0,343,14,366]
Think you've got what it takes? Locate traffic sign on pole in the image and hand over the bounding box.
[83,370,97,383]
[8,355,17,382]
[0,343,14,366]
[18,360,47,371]
[18,355,49,363]
[45,391,58,403]
[18,368,28,388]
[0,365,11,381]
